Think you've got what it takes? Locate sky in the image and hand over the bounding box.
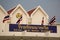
[0,0,60,23]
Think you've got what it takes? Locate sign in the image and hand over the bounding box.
[9,24,57,33]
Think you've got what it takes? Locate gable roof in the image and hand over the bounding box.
[10,4,29,17]
[7,7,36,16]
[29,6,49,19]
[7,4,49,19]
[0,5,7,15]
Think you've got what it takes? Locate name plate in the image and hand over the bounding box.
[9,24,57,33]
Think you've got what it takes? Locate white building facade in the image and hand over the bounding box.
[28,6,49,25]
[0,4,60,37]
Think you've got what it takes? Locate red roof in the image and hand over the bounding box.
[7,7,16,14]
[27,8,36,16]
[7,7,36,16]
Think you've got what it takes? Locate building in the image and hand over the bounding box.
[28,6,49,25]
[0,4,60,37]
[3,4,49,25]
[8,4,29,24]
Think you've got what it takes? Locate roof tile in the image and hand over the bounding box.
[7,7,16,14]
[7,7,36,16]
[27,8,36,16]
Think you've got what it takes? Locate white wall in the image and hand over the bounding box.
[0,23,5,32]
[0,8,7,23]
[0,23,9,33]
[56,24,60,37]
[45,24,60,37]
[10,7,28,24]
[0,23,60,37]
[31,9,48,25]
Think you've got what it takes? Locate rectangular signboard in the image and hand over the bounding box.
[9,24,57,33]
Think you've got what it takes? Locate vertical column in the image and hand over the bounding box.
[5,23,9,32]
[0,23,5,32]
[28,17,32,24]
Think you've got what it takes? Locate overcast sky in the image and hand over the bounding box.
[0,0,60,23]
